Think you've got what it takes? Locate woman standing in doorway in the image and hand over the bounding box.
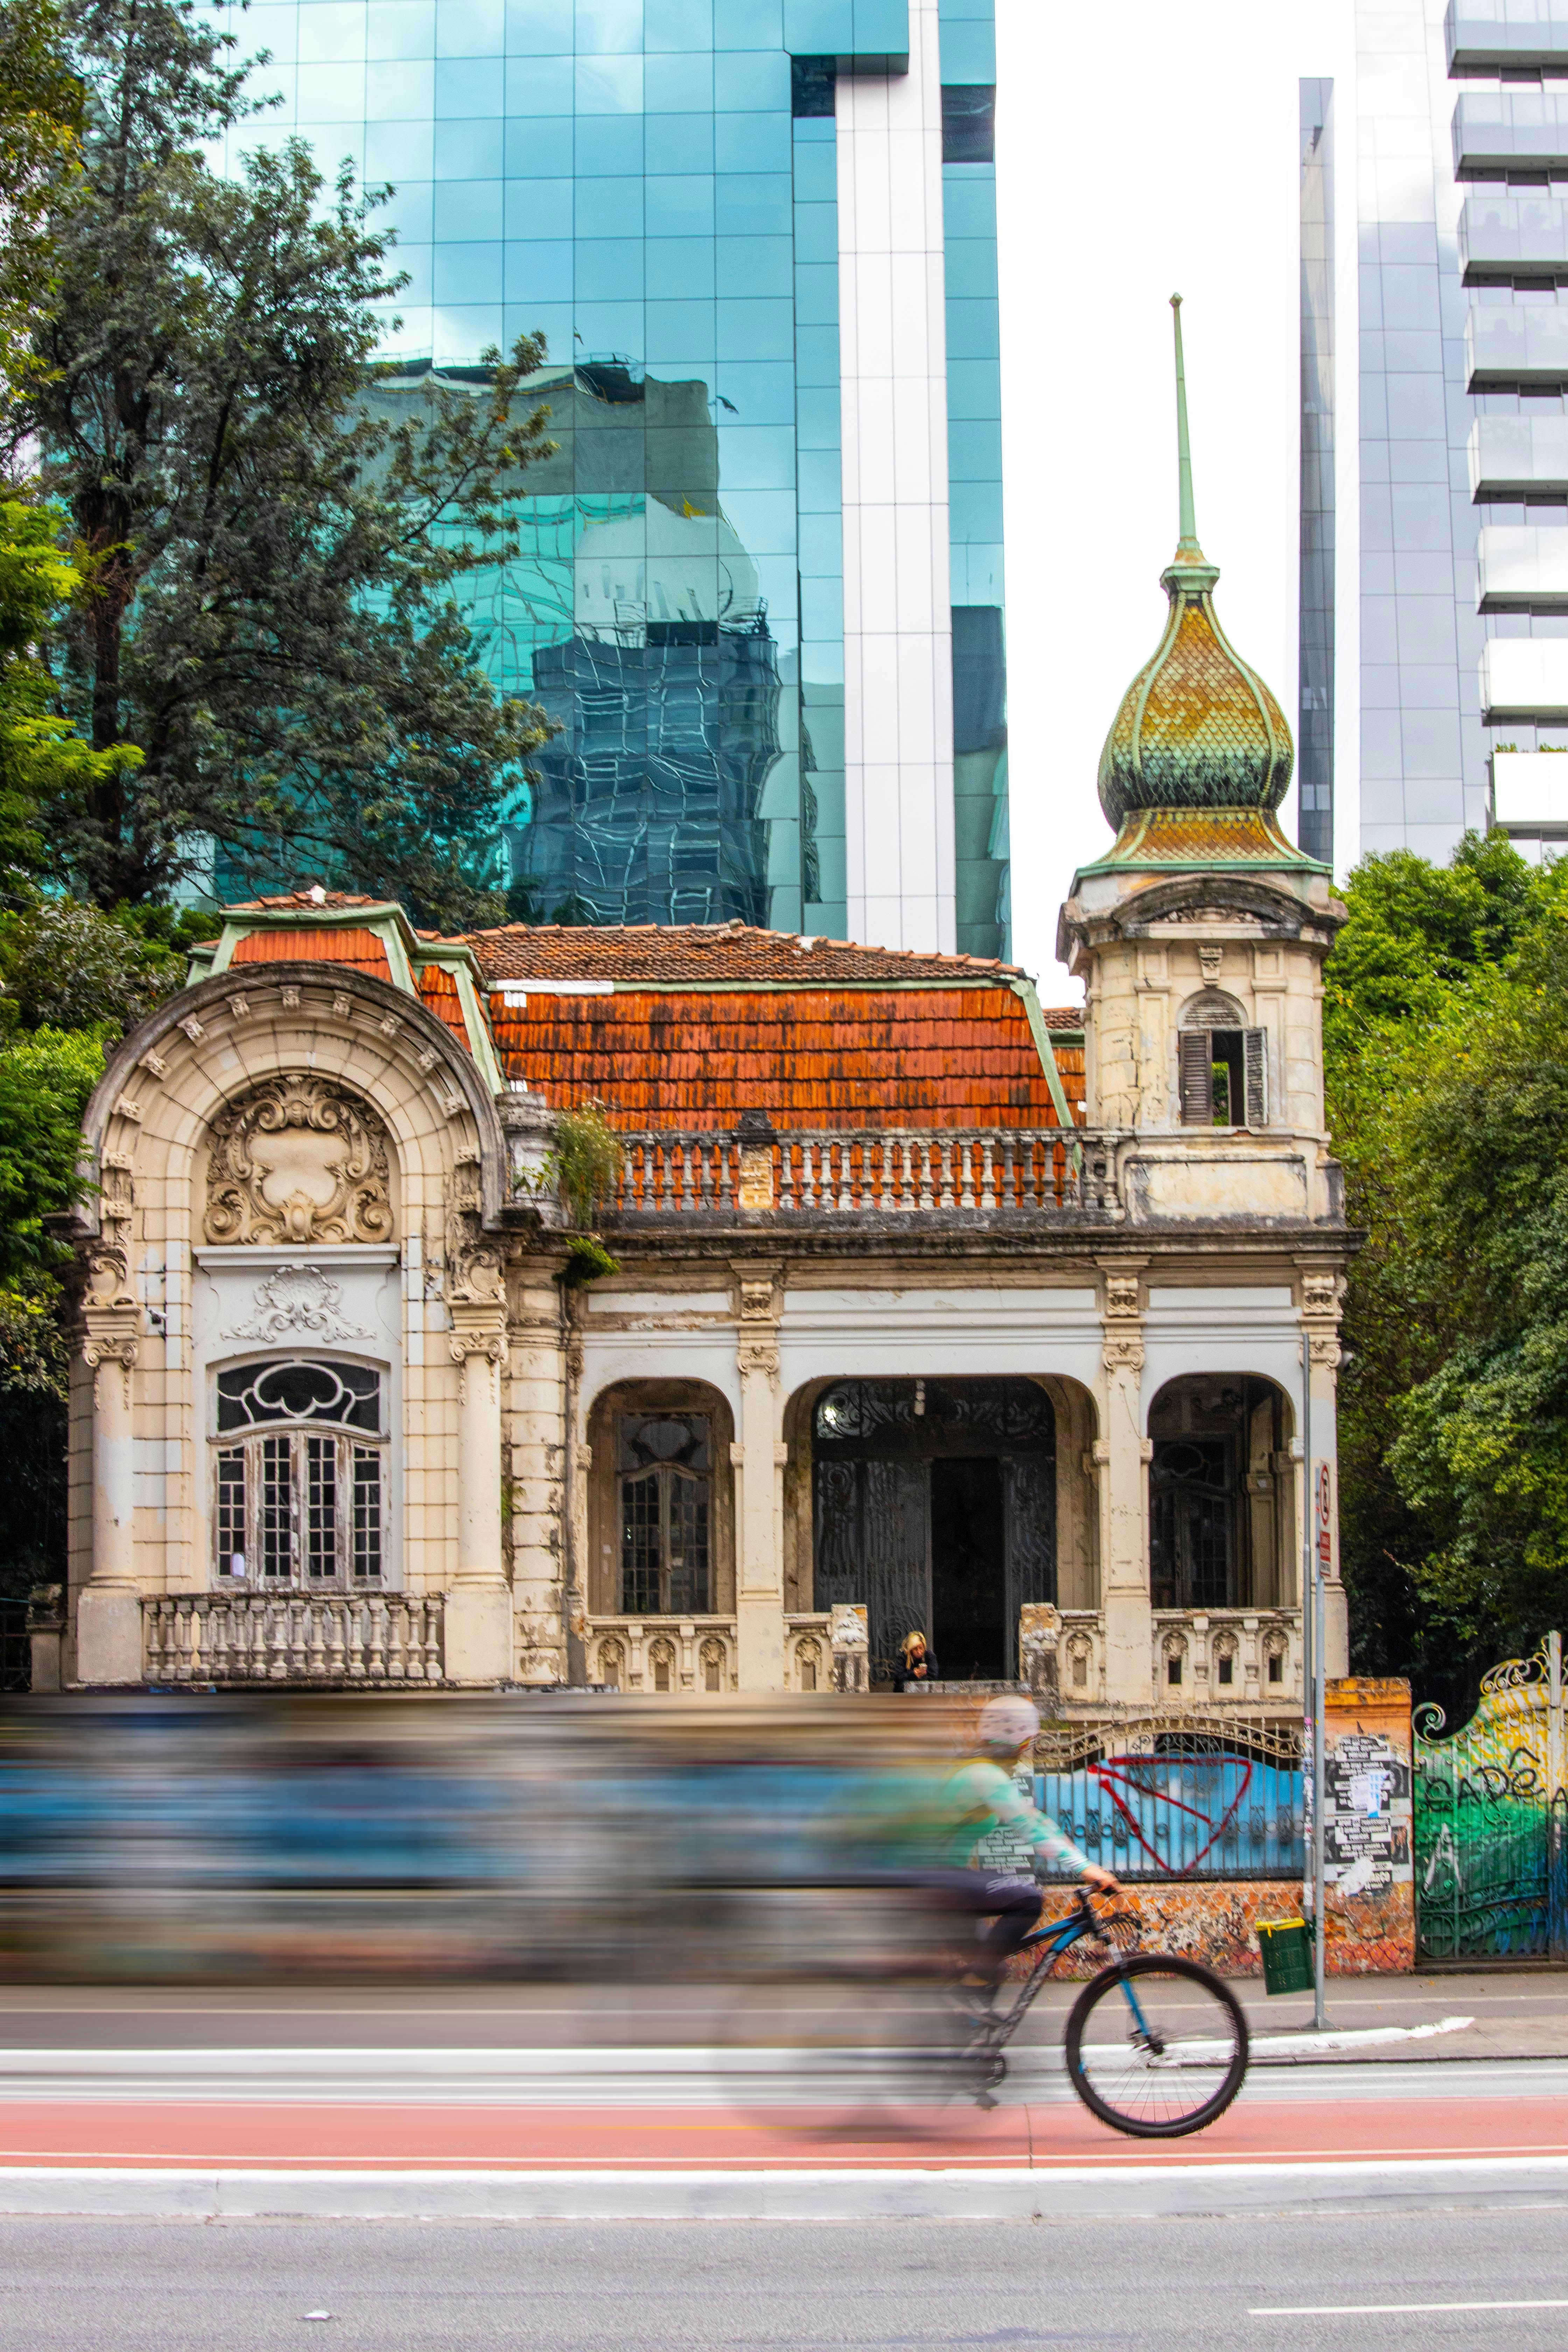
[894,1630,939,1690]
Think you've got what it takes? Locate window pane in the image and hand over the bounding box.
[668,1469,710,1613]
[352,1448,384,1580]
[306,1436,338,1578]
[621,1466,661,1612]
[260,1435,293,1577]
[217,1447,246,1576]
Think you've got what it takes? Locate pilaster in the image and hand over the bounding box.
[446,1302,511,1684]
[507,1264,569,1685]
[1097,1259,1153,1705]
[732,1261,785,1692]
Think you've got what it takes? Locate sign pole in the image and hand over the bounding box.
[1301,1331,1328,2028]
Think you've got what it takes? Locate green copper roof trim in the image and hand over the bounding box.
[1009,978,1077,1131]
[1077,807,1330,880]
[418,938,505,1098]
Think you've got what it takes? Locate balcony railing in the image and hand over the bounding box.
[144,1592,446,1685]
[607,1128,1120,1218]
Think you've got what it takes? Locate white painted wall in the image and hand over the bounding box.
[837,0,955,954]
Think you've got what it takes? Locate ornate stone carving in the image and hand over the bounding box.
[444,1158,503,1304]
[449,1330,509,1368]
[1301,1269,1344,1318]
[82,1333,138,1372]
[1020,1602,1063,1701]
[1197,944,1224,982]
[1103,1270,1141,1318]
[113,1095,143,1124]
[1101,1336,1145,1372]
[737,1339,779,1380]
[223,1265,372,1346]
[204,1076,394,1247]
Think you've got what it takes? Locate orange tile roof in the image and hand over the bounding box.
[234,890,387,911]
[418,964,471,1043]
[230,927,393,983]
[465,919,1031,988]
[488,986,1080,1130]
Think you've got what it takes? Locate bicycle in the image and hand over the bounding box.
[958,1886,1250,2138]
[719,1885,1248,2140]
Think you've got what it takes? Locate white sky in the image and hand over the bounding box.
[995,0,1336,1001]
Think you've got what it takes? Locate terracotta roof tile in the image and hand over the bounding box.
[417,965,470,1044]
[490,986,1080,1130]
[233,890,387,911]
[230,927,393,983]
[465,918,1029,987]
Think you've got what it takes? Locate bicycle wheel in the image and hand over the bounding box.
[1064,1955,1248,2138]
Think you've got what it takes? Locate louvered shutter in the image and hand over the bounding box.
[1243,1027,1268,1128]
[1178,1030,1213,1125]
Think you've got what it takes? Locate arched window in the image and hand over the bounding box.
[1177,991,1268,1129]
[212,1360,387,1587]
[618,1408,712,1615]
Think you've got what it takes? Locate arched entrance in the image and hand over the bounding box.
[811,1378,1056,1685]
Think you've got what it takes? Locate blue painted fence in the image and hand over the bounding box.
[1035,1753,1305,1881]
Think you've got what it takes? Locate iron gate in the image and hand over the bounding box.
[1414,1633,1567,1959]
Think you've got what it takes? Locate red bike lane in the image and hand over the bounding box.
[0,2089,1556,2171]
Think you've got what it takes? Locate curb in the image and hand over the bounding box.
[0,2157,1563,2221]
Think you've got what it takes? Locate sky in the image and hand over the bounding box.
[995,0,1336,1001]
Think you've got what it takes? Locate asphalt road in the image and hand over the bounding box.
[0,2212,1563,2350]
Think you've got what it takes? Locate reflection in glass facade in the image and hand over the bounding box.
[220,0,1007,948]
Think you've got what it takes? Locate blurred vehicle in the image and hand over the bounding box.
[0,1693,968,1985]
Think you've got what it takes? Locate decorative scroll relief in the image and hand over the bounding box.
[204,1076,394,1247]
[222,1265,372,1346]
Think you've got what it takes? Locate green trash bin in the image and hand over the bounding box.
[1257,1916,1314,1996]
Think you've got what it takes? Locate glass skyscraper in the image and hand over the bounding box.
[224,0,1008,952]
[1320,1,1568,868]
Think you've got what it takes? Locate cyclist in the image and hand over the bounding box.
[933,1695,1121,2002]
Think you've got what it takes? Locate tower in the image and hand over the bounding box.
[1059,299,1346,1225]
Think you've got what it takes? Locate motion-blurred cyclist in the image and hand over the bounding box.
[931,1695,1121,2004]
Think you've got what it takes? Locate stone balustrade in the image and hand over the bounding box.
[607,1128,1121,1218]
[144,1592,445,1685]
[585,1616,739,1692]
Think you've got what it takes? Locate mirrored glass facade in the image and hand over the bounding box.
[221,0,1007,947]
[1348,0,1568,864]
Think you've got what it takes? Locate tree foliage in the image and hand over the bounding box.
[18,0,557,926]
[1327,834,1568,1712]
[0,0,82,396]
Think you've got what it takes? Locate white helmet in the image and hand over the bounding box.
[977,1696,1041,1757]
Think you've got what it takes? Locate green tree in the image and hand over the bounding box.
[20,0,556,927]
[0,0,83,397]
[1326,833,1568,1711]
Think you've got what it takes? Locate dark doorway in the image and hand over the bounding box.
[930,1457,1006,1680]
[812,1378,1055,1684]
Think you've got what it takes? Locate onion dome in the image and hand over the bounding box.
[1097,299,1293,826]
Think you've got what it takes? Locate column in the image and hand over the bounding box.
[75,1319,144,1685]
[508,1269,568,1686]
[446,1306,511,1685]
[1302,1268,1349,1678]
[733,1264,785,1692]
[1097,1260,1154,1706]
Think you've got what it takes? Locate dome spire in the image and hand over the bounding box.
[1092,297,1306,855]
[1171,293,1200,561]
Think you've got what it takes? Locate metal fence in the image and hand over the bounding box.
[1032,1716,1305,1882]
[1414,1634,1567,1960]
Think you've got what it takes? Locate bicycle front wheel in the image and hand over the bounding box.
[1064,1955,1248,2138]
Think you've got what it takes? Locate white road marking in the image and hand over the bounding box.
[1251,2301,1568,2317]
